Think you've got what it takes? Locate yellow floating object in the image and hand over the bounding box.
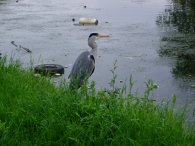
[79,18,98,25]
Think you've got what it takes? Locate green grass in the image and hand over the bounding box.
[0,57,195,146]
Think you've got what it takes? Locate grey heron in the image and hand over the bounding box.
[68,33,108,89]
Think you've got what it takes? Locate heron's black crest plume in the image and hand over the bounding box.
[89,33,99,38]
[89,54,95,63]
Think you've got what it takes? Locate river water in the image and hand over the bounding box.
[0,0,194,118]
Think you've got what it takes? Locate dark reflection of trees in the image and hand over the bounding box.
[0,0,7,5]
[157,0,195,77]
[170,0,195,33]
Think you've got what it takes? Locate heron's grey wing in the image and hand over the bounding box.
[68,51,95,83]
[89,55,95,76]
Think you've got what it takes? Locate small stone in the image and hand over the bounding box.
[55,73,61,76]
[191,85,195,88]
[34,74,41,77]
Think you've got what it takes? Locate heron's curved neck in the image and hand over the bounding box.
[88,37,97,58]
[90,48,97,59]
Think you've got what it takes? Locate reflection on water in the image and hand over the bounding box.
[157,0,195,33]
[157,0,195,119]
[157,0,195,77]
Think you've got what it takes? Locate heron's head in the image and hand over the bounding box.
[88,33,110,49]
[88,33,99,49]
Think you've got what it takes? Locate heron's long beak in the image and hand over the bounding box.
[98,34,111,38]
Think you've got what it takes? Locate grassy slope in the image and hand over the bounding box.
[0,58,195,146]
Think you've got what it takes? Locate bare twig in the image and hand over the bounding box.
[10,41,32,53]
[11,41,18,47]
[19,45,32,53]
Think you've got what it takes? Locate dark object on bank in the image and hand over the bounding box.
[34,64,64,76]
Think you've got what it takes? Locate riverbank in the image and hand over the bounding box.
[0,58,195,145]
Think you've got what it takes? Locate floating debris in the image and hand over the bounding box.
[83,5,87,8]
[11,41,32,53]
[79,18,98,25]
[11,41,18,47]
[19,45,32,53]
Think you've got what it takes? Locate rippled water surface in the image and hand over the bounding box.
[0,0,195,117]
